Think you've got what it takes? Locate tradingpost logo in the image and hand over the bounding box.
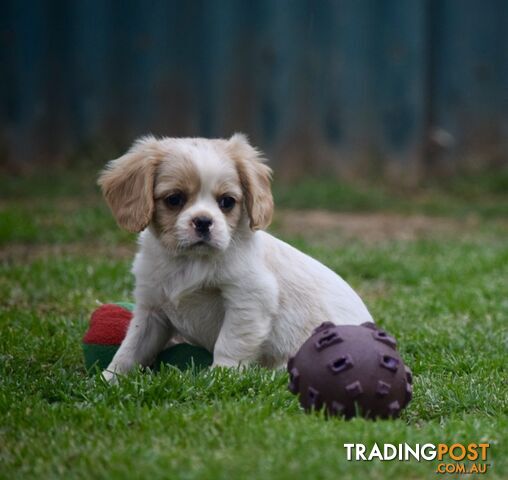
[344,442,491,474]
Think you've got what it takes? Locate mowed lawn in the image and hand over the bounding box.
[1,170,507,479]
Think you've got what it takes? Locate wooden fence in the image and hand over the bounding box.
[1,0,507,180]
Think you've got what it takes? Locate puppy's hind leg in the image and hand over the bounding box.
[102,306,173,383]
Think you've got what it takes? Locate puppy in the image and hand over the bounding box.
[98,134,373,381]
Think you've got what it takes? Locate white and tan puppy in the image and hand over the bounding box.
[99,134,373,381]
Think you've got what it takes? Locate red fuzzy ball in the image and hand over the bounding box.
[82,304,132,345]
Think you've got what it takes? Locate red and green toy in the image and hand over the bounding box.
[82,303,213,372]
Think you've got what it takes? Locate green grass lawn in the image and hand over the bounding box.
[1,170,507,479]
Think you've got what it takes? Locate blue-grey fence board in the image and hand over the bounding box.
[428,0,508,170]
[1,0,507,178]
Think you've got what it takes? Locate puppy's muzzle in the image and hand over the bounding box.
[192,216,213,237]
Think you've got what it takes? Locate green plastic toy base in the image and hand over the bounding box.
[154,343,213,371]
[83,342,213,373]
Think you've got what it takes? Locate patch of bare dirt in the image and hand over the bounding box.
[273,209,496,244]
[0,243,136,262]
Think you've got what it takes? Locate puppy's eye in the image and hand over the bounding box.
[218,196,236,211]
[164,193,186,208]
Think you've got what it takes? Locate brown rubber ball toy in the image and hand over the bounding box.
[287,322,413,419]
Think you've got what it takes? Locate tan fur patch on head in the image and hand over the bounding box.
[226,133,274,230]
[151,156,201,250]
[154,156,201,201]
[98,136,164,233]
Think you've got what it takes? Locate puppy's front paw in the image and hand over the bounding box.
[101,369,118,384]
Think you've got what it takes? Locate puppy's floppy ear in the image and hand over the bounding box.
[227,133,273,230]
[98,136,162,233]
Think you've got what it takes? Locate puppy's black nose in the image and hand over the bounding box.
[192,216,213,235]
